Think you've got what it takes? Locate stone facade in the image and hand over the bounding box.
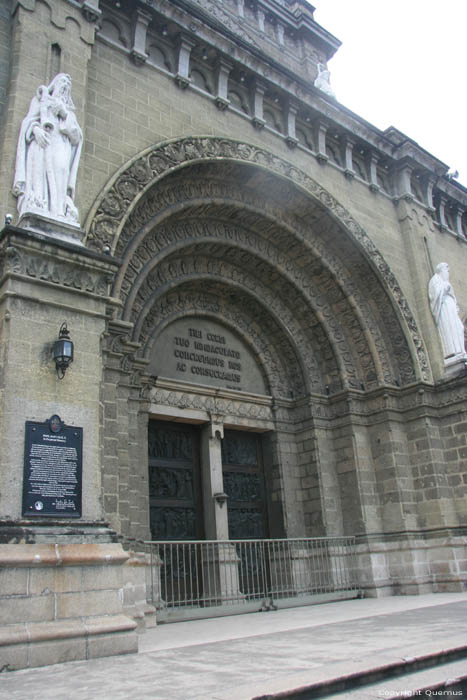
[0,0,466,670]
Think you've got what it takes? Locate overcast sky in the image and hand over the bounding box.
[314,0,467,186]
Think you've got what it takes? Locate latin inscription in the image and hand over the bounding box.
[173,327,242,390]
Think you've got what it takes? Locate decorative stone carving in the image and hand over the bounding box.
[429,263,467,364]
[147,385,274,423]
[1,244,110,296]
[85,136,430,383]
[13,74,83,228]
[313,64,335,99]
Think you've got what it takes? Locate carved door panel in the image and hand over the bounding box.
[148,421,203,541]
[222,430,269,540]
[222,430,269,597]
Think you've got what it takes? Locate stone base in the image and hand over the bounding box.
[443,354,467,377]
[0,543,138,670]
[122,551,157,631]
[355,528,467,597]
[17,212,85,246]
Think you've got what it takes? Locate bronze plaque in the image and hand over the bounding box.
[22,415,83,518]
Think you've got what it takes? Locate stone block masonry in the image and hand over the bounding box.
[0,544,138,671]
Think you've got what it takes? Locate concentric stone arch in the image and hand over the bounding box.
[85,135,431,383]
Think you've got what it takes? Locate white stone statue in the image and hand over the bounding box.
[13,73,83,227]
[314,63,336,98]
[428,262,467,362]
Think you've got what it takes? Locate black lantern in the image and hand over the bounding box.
[53,322,74,379]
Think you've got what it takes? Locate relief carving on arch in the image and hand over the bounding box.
[85,137,430,383]
[133,257,341,393]
[139,284,305,398]
[119,216,387,390]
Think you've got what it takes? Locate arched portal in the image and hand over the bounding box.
[88,137,430,545]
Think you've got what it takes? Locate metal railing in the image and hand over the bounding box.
[145,536,359,622]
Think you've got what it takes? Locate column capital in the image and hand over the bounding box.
[208,414,224,439]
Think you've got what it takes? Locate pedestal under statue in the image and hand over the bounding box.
[428,262,467,366]
[12,73,83,240]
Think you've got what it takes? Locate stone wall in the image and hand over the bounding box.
[0,0,11,122]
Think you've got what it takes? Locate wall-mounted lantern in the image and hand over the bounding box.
[53,322,74,379]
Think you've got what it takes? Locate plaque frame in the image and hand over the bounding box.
[22,415,83,518]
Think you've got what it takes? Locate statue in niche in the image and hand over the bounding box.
[428,262,467,362]
[314,63,336,98]
[13,73,82,226]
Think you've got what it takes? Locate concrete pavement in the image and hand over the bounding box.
[1,593,466,700]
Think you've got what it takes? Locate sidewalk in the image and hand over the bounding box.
[1,593,466,700]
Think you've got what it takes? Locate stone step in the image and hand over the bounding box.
[252,645,467,699]
[324,658,467,699]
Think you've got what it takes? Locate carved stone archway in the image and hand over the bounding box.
[88,137,432,543]
[86,137,430,389]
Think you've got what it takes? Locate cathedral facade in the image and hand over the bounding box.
[0,0,466,669]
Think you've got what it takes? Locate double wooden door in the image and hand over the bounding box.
[148,422,269,541]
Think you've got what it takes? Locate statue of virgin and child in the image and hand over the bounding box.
[13,73,82,227]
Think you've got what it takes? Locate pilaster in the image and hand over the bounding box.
[344,136,356,179]
[200,418,229,539]
[215,57,233,110]
[252,78,266,129]
[285,101,299,148]
[315,121,328,164]
[175,34,196,89]
[0,225,137,669]
[130,7,152,65]
[369,152,380,193]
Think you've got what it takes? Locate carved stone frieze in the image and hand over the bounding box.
[0,242,110,296]
[148,386,274,423]
[85,137,429,384]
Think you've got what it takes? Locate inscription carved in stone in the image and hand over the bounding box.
[150,318,266,394]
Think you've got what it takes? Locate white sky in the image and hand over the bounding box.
[314,0,467,187]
